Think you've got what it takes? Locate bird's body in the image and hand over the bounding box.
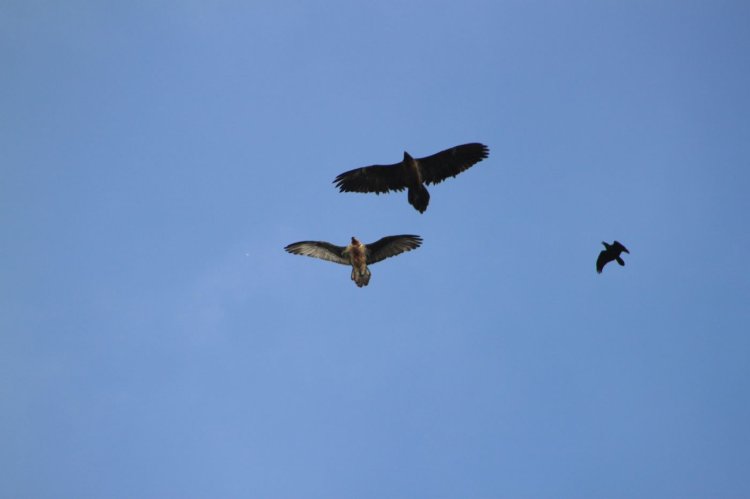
[344,237,370,287]
[284,235,422,287]
[333,143,489,213]
[596,240,629,273]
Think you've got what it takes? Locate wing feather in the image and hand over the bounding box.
[613,241,629,254]
[596,250,610,273]
[333,163,408,194]
[284,241,349,265]
[418,143,489,185]
[366,235,423,264]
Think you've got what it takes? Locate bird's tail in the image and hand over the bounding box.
[351,266,371,287]
[408,185,430,213]
[616,256,625,266]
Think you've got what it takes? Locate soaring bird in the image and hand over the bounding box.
[284,235,422,287]
[333,143,490,213]
[596,240,630,273]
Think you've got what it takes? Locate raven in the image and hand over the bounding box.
[596,241,629,273]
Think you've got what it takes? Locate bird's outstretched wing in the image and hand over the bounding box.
[284,241,349,265]
[366,235,422,264]
[417,143,489,185]
[613,241,629,254]
[596,250,611,273]
[333,162,408,194]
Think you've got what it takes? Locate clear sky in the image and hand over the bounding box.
[2,1,750,497]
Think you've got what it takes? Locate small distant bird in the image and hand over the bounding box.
[284,235,422,287]
[333,143,489,213]
[596,240,630,273]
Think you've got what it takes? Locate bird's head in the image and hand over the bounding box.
[403,151,414,162]
[351,237,361,246]
[602,241,609,249]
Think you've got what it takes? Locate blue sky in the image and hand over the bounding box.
[2,1,750,497]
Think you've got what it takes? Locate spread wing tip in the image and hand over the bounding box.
[284,242,304,254]
[472,143,490,161]
[461,142,490,158]
[284,240,349,265]
[397,234,423,252]
[332,173,348,191]
[394,234,423,246]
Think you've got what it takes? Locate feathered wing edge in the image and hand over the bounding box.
[333,163,408,194]
[366,235,423,264]
[418,143,490,185]
[284,241,349,265]
[596,251,609,273]
[613,241,630,254]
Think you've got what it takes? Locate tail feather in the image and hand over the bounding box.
[407,185,430,213]
[616,256,625,266]
[351,267,371,287]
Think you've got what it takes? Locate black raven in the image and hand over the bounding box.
[597,241,629,273]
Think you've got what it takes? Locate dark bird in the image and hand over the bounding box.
[333,143,490,213]
[596,240,630,273]
[284,235,422,287]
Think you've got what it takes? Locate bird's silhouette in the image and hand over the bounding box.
[596,240,629,273]
[284,235,422,287]
[333,143,489,213]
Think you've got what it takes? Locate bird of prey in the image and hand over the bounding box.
[333,143,490,213]
[284,235,422,287]
[596,240,630,273]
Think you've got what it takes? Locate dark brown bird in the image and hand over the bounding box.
[333,143,490,213]
[284,235,422,287]
[596,240,629,273]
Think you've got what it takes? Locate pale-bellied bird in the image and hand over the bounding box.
[285,235,422,287]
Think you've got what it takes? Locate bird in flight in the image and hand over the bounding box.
[596,240,630,273]
[333,143,489,213]
[284,235,422,287]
